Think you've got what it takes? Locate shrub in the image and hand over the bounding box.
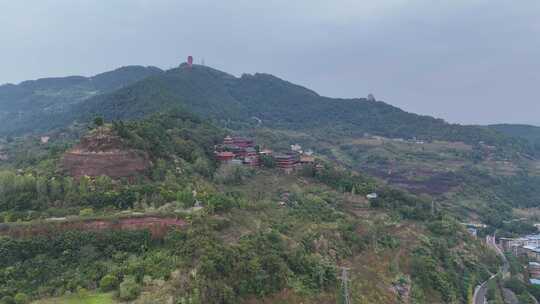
[119,276,141,301]
[13,293,28,304]
[503,277,526,295]
[79,208,94,217]
[76,287,88,298]
[528,284,540,300]
[205,193,238,213]
[1,296,15,304]
[100,274,118,291]
[94,117,104,127]
[260,155,276,168]
[214,164,254,185]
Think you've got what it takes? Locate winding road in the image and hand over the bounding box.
[473,234,509,304]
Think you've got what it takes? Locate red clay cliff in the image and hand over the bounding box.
[62,127,150,179]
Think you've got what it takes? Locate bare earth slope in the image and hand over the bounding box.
[62,127,149,179]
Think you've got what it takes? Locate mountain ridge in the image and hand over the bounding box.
[71,65,532,154]
[0,65,164,135]
[489,123,540,146]
[0,64,535,157]
[0,64,533,304]
[1,65,163,88]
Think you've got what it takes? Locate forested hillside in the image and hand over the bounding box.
[0,108,500,303]
[0,60,532,301]
[1,64,534,157]
[490,124,540,148]
[0,66,163,135]
[2,64,539,221]
[74,65,529,152]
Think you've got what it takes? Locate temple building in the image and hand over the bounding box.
[274,153,298,174]
[214,135,317,172]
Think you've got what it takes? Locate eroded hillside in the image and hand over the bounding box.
[62,127,150,179]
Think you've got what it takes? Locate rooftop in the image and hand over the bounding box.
[274,153,296,159]
[216,151,234,157]
[523,245,540,253]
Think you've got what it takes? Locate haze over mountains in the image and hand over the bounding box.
[3,1,540,302]
[1,63,538,154]
[3,63,540,304]
[3,2,540,127]
[0,66,162,135]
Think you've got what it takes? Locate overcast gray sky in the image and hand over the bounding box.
[1,0,539,125]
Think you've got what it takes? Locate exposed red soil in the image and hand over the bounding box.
[62,150,149,179]
[61,129,150,179]
[0,217,187,239]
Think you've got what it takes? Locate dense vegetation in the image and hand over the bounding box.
[0,178,496,304]
[1,64,536,303]
[112,109,224,164]
[0,230,151,299]
[0,66,163,136]
[1,64,535,156]
[0,109,225,221]
[0,107,503,303]
[490,124,540,148]
[73,66,532,154]
[412,216,498,303]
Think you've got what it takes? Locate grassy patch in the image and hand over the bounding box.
[33,292,115,304]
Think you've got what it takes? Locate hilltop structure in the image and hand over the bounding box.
[214,136,315,173]
[274,153,298,173]
[214,136,260,166]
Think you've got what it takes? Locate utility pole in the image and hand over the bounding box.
[340,267,351,304]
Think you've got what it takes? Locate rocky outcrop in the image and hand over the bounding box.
[62,128,150,179]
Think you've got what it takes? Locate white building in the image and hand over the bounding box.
[501,234,540,255]
[291,144,302,153]
[366,193,378,199]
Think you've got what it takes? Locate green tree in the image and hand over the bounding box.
[79,208,94,217]
[194,157,212,177]
[100,274,118,292]
[260,155,276,168]
[1,296,15,304]
[94,116,104,127]
[119,276,141,301]
[13,293,28,304]
[176,189,195,208]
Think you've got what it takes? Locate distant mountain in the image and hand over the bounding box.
[489,124,540,146]
[0,64,533,155]
[0,65,163,135]
[71,64,529,152]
